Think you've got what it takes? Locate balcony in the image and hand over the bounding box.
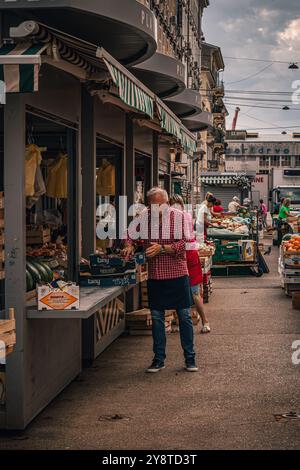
[164,88,202,118]
[132,52,186,98]
[0,0,157,66]
[182,110,213,132]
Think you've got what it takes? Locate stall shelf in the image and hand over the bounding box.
[27,286,124,319]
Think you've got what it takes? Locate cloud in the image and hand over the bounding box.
[203,0,300,134]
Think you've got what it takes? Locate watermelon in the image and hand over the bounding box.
[26,269,34,292]
[26,261,42,286]
[38,261,53,283]
[30,261,50,284]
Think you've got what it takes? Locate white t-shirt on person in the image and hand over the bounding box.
[228,201,240,213]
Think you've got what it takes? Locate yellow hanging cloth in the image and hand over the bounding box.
[46,154,68,199]
[25,144,42,197]
[96,160,116,196]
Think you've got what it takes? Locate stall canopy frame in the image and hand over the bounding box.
[3,20,197,154]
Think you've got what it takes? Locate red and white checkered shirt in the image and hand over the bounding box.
[128,207,191,280]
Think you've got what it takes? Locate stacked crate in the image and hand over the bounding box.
[126,308,174,336]
[0,192,4,281]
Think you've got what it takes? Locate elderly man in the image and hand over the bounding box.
[124,187,197,373]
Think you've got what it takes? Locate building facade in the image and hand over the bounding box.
[225,131,300,204]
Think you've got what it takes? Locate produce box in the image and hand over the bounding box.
[89,253,146,267]
[37,284,79,310]
[213,243,241,263]
[27,226,51,245]
[79,273,137,288]
[0,308,16,362]
[239,240,256,262]
[90,262,136,276]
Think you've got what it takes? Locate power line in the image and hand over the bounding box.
[224,56,298,64]
[224,102,300,110]
[225,96,293,103]
[227,63,274,85]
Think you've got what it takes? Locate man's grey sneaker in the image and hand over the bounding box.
[185,363,199,372]
[146,361,165,373]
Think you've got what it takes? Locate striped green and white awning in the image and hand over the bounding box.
[200,175,236,185]
[0,42,48,93]
[157,99,197,155]
[103,57,154,119]
[156,100,182,141]
[181,129,197,156]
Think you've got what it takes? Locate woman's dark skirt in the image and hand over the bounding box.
[147,275,193,311]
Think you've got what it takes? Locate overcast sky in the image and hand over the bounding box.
[203,0,300,135]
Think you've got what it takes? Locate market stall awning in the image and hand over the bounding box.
[200,175,237,185]
[156,98,197,156]
[98,49,154,119]
[0,42,48,92]
[6,21,196,151]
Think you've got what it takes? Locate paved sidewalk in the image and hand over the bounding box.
[0,247,300,450]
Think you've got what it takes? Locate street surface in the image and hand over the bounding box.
[0,247,299,450]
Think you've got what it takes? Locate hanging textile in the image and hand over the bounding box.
[25,144,43,197]
[26,163,47,209]
[46,154,68,199]
[96,160,116,196]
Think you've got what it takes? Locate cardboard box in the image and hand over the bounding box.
[37,284,80,310]
[80,274,137,288]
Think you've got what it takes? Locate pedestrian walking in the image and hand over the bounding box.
[123,187,197,373]
[170,195,211,334]
[259,199,268,229]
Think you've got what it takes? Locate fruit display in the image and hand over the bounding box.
[282,235,300,253]
[26,258,54,292]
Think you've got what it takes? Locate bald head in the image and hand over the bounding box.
[147,187,169,205]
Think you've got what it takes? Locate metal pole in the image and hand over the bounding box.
[124,114,135,219]
[67,128,79,282]
[4,94,26,429]
[81,85,96,258]
[152,131,159,187]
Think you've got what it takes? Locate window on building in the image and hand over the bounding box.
[281,155,291,167]
[295,156,300,167]
[259,156,270,168]
[270,155,280,167]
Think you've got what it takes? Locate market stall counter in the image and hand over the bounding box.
[26,286,125,319]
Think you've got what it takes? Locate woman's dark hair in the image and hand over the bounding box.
[260,199,264,204]
[207,195,217,204]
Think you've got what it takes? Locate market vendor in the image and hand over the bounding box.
[196,195,217,239]
[228,196,245,214]
[277,198,298,245]
[278,198,292,221]
[213,199,224,216]
[123,187,197,374]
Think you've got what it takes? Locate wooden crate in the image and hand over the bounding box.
[0,230,4,247]
[0,249,4,263]
[137,264,148,283]
[26,226,51,245]
[0,192,3,210]
[140,281,149,308]
[0,309,16,359]
[292,292,300,310]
